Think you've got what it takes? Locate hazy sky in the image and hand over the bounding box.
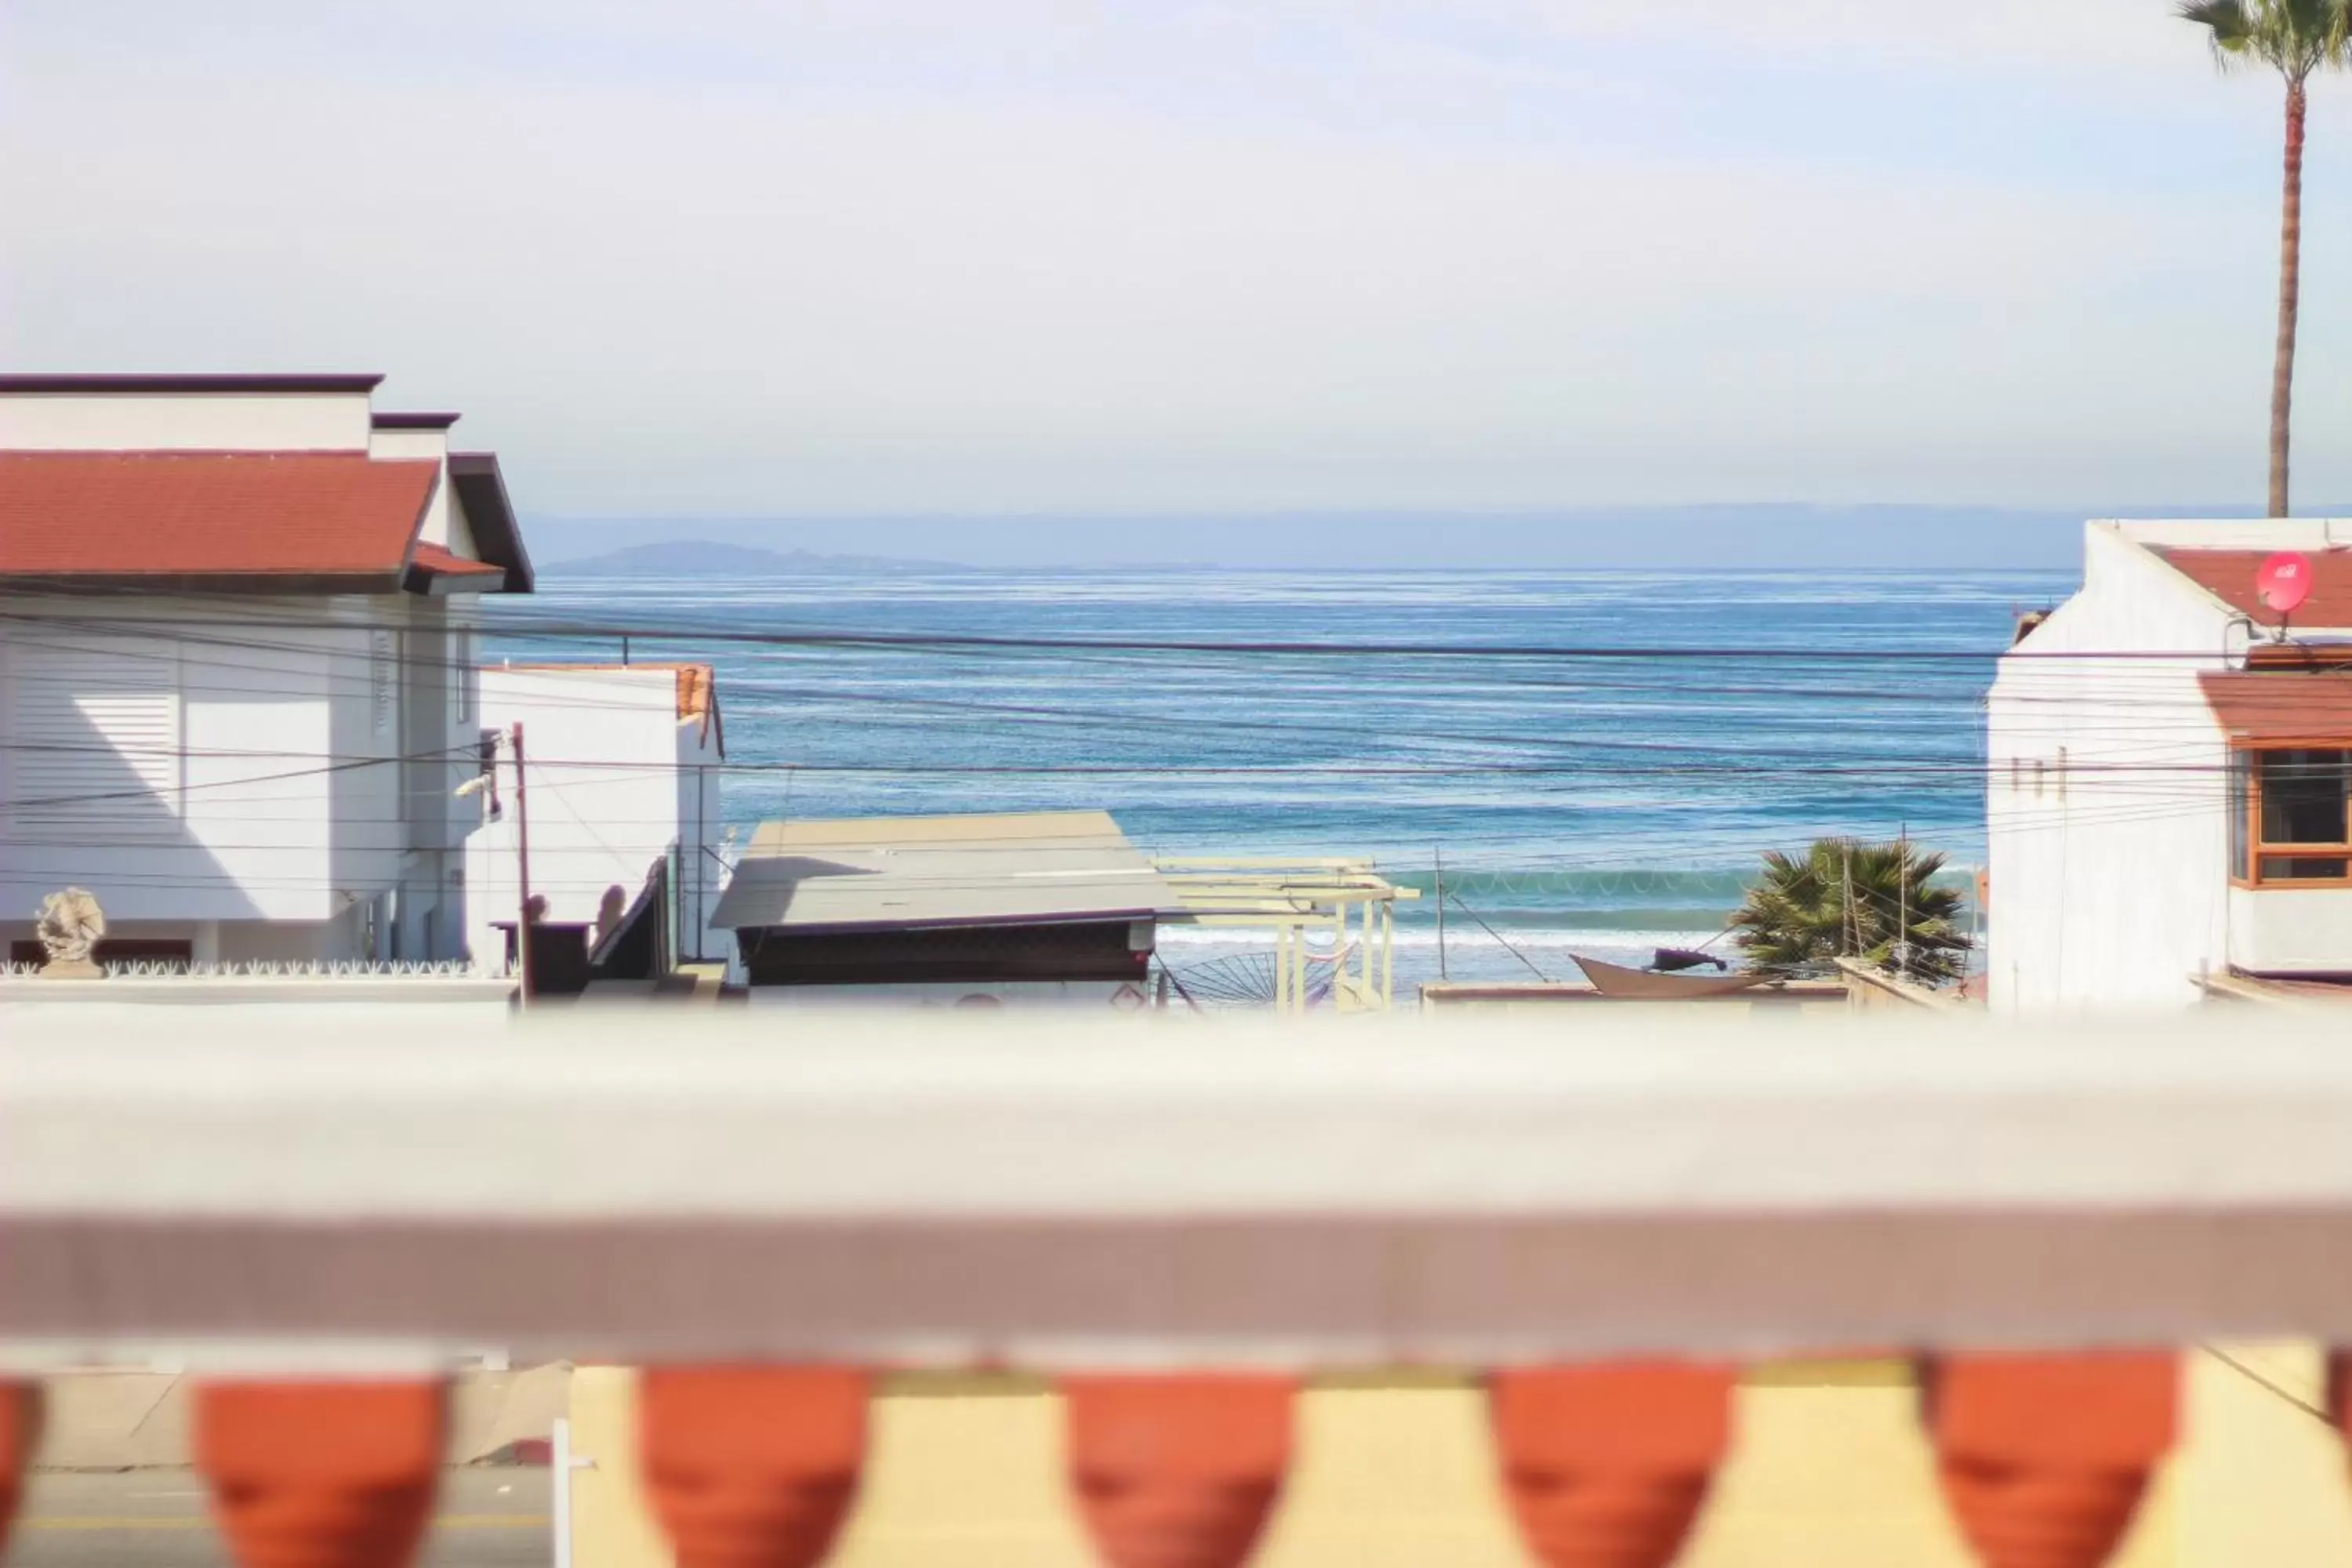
[5,1,2350,525]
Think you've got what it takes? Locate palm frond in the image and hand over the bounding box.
[2180,0,2352,75]
[1731,836,1975,982]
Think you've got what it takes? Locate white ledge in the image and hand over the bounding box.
[9,1012,2352,1368]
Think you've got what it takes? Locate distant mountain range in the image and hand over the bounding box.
[532,504,2338,574]
[544,540,968,575]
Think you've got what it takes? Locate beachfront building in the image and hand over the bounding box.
[711,810,1183,1007]
[710,812,1422,1011]
[0,373,532,968]
[464,662,727,993]
[1986,519,2352,1012]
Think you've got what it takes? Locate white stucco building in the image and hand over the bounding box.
[1987,519,2352,1013]
[0,373,534,967]
[465,662,727,987]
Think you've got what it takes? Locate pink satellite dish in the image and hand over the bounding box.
[2257,551,2314,618]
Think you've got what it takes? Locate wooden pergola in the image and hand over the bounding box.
[1152,856,1420,1012]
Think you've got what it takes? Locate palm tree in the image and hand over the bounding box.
[2180,0,2349,517]
[1731,837,1970,982]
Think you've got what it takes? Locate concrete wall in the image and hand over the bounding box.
[1835,959,1968,1011]
[470,667,722,965]
[2229,886,2352,975]
[572,1358,2352,1568]
[0,389,373,452]
[1986,523,2236,1014]
[2174,1342,2352,1567]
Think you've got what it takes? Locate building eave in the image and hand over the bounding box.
[0,372,386,394]
[446,452,535,593]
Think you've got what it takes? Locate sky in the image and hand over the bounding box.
[5,1,2352,560]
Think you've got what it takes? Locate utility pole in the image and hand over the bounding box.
[1842,840,1855,959]
[1897,822,1910,976]
[1973,865,1986,960]
[1434,847,1449,981]
[511,721,535,1004]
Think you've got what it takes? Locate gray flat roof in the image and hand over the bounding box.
[709,810,1183,933]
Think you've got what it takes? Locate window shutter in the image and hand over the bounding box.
[9,639,182,839]
[370,630,395,736]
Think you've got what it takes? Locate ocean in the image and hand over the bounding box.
[486,568,2074,992]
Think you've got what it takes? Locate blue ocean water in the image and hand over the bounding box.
[488,568,2074,988]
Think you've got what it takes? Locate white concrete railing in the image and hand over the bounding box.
[9,1010,2352,1370]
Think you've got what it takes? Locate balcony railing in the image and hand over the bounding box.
[9,1011,2352,1568]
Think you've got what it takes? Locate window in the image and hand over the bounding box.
[2241,746,2352,886]
[454,631,474,724]
[369,630,394,735]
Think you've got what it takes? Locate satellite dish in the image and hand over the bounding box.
[2257,551,2314,619]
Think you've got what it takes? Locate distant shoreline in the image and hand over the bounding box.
[539,557,2082,579]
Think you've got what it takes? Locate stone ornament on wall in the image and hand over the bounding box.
[34,887,104,977]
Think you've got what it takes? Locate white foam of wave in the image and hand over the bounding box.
[1156,924,1722,954]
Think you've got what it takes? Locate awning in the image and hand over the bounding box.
[2198,671,2352,742]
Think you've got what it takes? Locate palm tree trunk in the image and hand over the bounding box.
[2271,78,2307,519]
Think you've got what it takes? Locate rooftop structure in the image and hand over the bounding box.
[1987,518,2352,1011]
[0,374,532,971]
[469,662,728,995]
[714,810,1173,934]
[713,810,1180,1004]
[1155,855,1417,1012]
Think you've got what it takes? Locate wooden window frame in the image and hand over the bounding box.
[2232,740,2352,888]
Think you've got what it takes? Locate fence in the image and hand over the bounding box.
[10,1008,2352,1568]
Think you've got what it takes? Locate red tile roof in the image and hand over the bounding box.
[0,452,438,582]
[408,543,503,577]
[2198,671,2352,741]
[2156,547,2352,629]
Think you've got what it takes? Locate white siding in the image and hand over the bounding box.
[0,597,473,944]
[1986,523,2237,1014]
[467,666,723,969]
[5,639,182,841]
[0,391,372,452]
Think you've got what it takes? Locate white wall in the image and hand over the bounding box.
[2230,887,2352,975]
[0,391,372,452]
[2106,517,2352,551]
[468,667,723,970]
[366,426,481,557]
[0,594,480,961]
[1986,523,2235,1014]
